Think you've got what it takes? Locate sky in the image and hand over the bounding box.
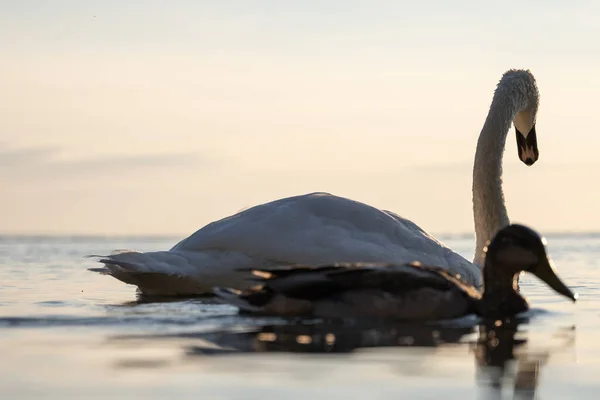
[1,0,600,235]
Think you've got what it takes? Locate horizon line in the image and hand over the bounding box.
[1,230,599,240]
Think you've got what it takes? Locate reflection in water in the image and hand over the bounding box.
[111,316,576,399]
[474,319,534,399]
[186,321,473,354]
[473,320,576,399]
[475,321,574,399]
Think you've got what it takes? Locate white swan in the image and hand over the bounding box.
[89,69,540,296]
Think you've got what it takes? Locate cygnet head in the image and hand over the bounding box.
[484,224,577,302]
[502,70,540,166]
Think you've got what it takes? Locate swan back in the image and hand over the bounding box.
[172,193,482,286]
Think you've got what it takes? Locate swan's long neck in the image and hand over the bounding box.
[472,86,527,267]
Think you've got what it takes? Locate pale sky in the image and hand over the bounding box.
[1,1,599,235]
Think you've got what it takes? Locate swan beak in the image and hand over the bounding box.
[530,256,577,302]
[516,125,539,166]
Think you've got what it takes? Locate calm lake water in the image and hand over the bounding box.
[1,233,599,399]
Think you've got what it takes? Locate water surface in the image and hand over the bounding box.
[1,234,598,399]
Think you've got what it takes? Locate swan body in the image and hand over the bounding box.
[91,192,478,295]
[90,69,541,296]
[214,225,577,320]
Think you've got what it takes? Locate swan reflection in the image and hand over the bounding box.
[176,318,575,398]
[108,314,575,398]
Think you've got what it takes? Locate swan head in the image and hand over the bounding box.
[484,224,576,302]
[504,70,540,166]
